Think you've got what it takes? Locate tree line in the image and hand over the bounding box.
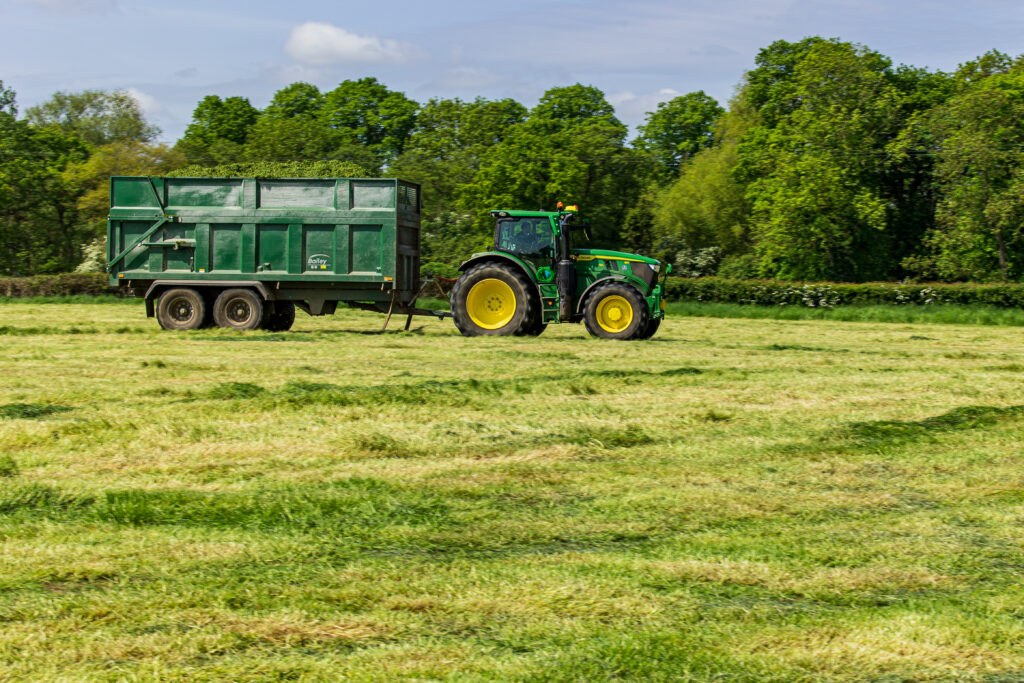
[3,37,1024,282]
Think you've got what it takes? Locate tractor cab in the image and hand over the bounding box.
[491,210,559,269]
[490,205,590,265]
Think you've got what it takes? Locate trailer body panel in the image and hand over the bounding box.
[107,176,420,308]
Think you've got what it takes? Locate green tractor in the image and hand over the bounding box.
[451,205,669,339]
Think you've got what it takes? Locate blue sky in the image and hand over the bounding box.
[4,0,1024,141]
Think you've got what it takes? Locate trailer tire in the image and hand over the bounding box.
[263,301,296,332]
[156,288,206,331]
[451,262,533,337]
[582,282,648,340]
[199,291,217,329]
[213,288,265,331]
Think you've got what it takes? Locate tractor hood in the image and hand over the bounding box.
[573,248,659,266]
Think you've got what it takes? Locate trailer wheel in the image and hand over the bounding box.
[156,288,206,331]
[263,301,296,332]
[451,262,533,337]
[583,282,648,340]
[213,289,265,331]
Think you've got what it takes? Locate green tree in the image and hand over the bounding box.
[244,116,341,162]
[63,140,186,271]
[953,50,1022,86]
[459,85,651,254]
[243,115,379,169]
[243,82,378,167]
[741,41,902,280]
[321,78,418,168]
[177,95,259,165]
[264,82,324,119]
[0,91,90,274]
[389,97,527,222]
[634,91,724,178]
[743,37,838,127]
[24,89,158,146]
[64,141,186,226]
[654,106,755,262]
[907,65,1024,280]
[530,83,621,128]
[0,80,15,116]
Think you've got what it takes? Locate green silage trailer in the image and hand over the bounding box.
[107,175,431,331]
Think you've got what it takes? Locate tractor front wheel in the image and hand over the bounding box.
[583,282,648,340]
[452,262,533,337]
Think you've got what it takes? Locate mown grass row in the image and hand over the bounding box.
[667,300,1024,326]
[10,293,1024,328]
[2,302,1024,680]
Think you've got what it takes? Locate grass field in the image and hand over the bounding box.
[1,301,1023,681]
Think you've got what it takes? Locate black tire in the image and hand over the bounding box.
[582,282,648,340]
[156,288,206,331]
[213,288,265,331]
[636,316,662,340]
[199,291,217,328]
[451,262,534,337]
[515,308,547,337]
[262,301,296,332]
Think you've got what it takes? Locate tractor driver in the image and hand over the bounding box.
[518,220,554,262]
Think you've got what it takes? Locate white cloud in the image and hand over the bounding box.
[262,62,323,85]
[125,88,163,116]
[284,22,415,65]
[17,0,115,11]
[432,67,506,90]
[609,88,685,126]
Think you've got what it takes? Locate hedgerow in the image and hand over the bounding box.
[7,272,1024,310]
[664,277,1024,308]
[0,273,114,298]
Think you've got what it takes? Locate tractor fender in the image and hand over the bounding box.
[457,253,543,304]
[575,276,636,313]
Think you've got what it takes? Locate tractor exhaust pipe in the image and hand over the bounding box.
[557,259,575,321]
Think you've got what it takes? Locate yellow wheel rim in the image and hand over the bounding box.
[596,294,634,334]
[466,278,517,329]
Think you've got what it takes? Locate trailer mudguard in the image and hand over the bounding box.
[143,280,273,302]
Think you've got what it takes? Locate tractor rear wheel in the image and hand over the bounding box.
[583,282,648,340]
[636,316,661,340]
[452,262,533,337]
[515,309,547,337]
[156,288,206,331]
[213,289,265,331]
[262,301,296,332]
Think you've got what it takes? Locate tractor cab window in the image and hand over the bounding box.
[495,217,555,265]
